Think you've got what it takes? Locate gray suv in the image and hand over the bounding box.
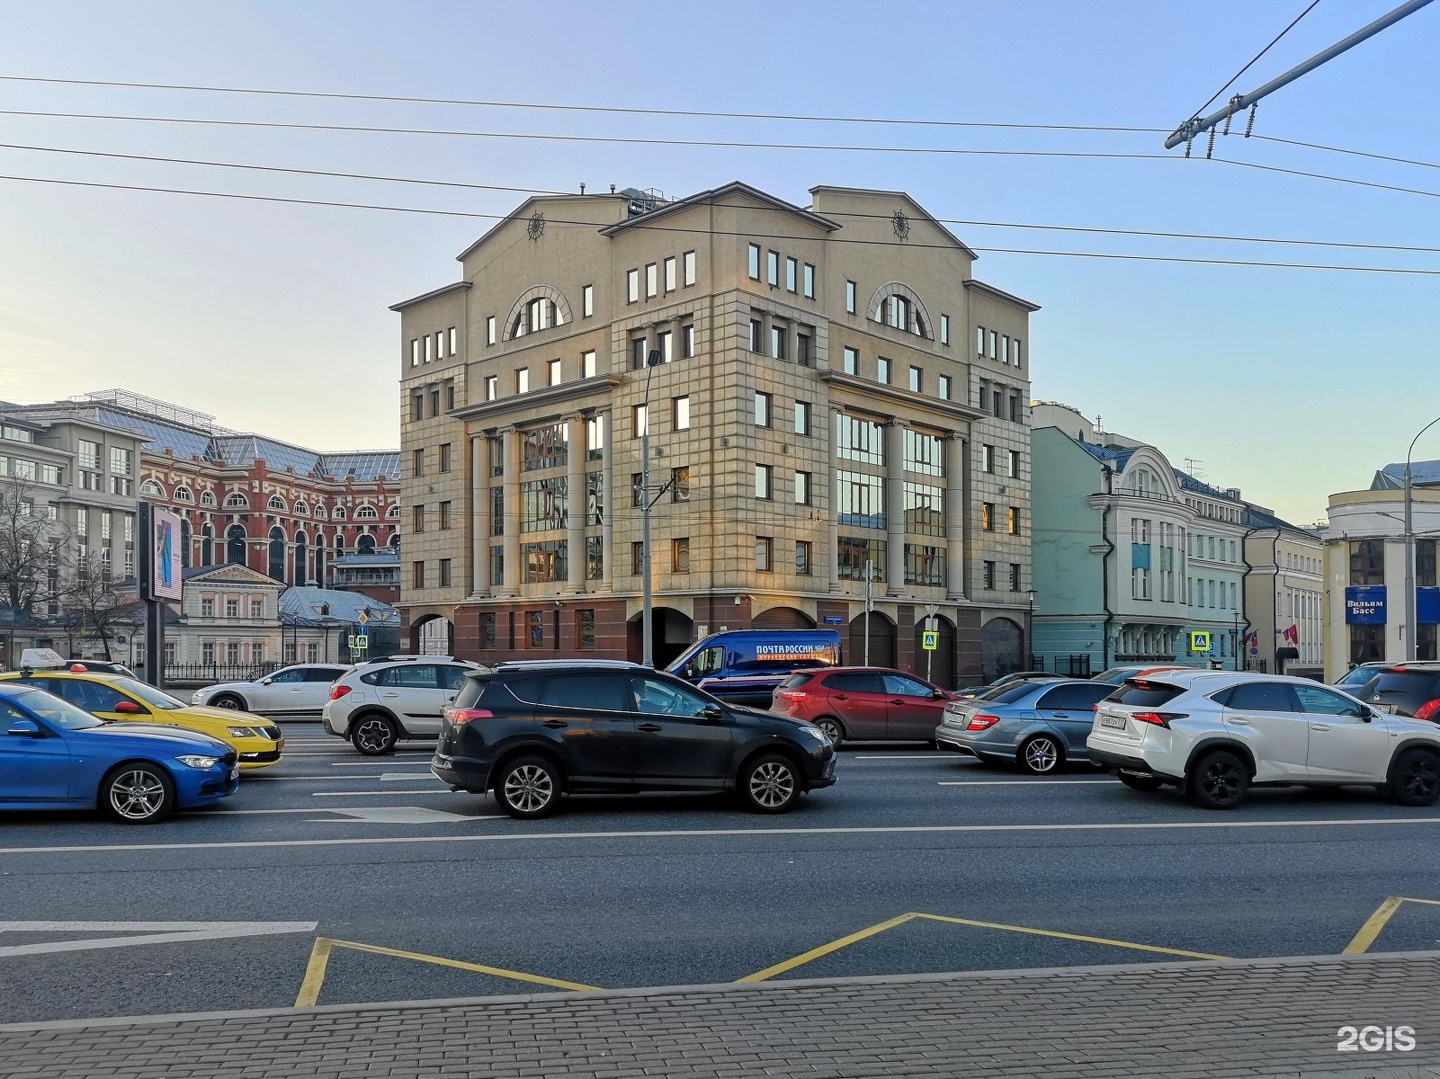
[322,655,487,755]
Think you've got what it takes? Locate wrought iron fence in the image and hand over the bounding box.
[164,662,281,685]
[1031,655,1093,678]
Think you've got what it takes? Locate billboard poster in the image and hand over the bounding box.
[151,507,184,601]
[1344,586,1386,625]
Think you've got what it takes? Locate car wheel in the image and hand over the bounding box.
[1188,749,1250,809]
[494,756,561,819]
[350,715,398,756]
[1117,772,1165,792]
[740,754,801,814]
[1387,747,1440,807]
[211,693,245,710]
[101,763,176,824]
[1019,734,1063,775]
[815,717,845,747]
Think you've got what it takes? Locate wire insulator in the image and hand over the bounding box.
[1207,125,1217,159]
[1185,133,1193,158]
[1245,103,1257,137]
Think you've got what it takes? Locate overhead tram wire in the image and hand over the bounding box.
[3,171,1439,276]
[1179,0,1322,124]
[5,141,1440,256]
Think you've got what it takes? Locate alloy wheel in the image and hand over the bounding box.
[504,764,555,815]
[748,761,796,809]
[353,717,395,755]
[1397,752,1440,804]
[108,770,167,821]
[1198,758,1245,807]
[1022,736,1060,774]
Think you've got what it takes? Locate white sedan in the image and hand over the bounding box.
[192,664,349,716]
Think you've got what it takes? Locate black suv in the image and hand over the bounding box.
[1351,663,1440,720]
[431,660,837,819]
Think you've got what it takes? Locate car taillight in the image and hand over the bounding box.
[967,714,1001,731]
[1415,699,1440,722]
[1131,711,1186,728]
[446,708,493,724]
[329,685,352,701]
[778,690,808,702]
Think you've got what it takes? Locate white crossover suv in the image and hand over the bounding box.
[322,655,487,755]
[1087,670,1440,809]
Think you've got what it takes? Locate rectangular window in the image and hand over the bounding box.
[671,466,690,503]
[435,330,445,359]
[1348,539,1385,585]
[836,537,886,581]
[582,284,594,317]
[410,339,419,367]
[989,330,998,359]
[904,544,946,587]
[981,445,994,473]
[672,538,690,574]
[585,538,603,582]
[1009,563,1022,592]
[522,542,566,584]
[937,374,952,401]
[754,391,772,427]
[201,598,215,617]
[842,346,858,375]
[1008,506,1021,535]
[226,643,240,665]
[785,257,797,292]
[795,470,811,505]
[766,250,779,286]
[412,561,425,589]
[993,391,1004,420]
[903,482,944,536]
[78,440,100,470]
[438,559,452,588]
[412,504,425,533]
[424,335,432,363]
[673,396,690,430]
[982,560,996,590]
[749,319,762,353]
[940,314,950,345]
[516,369,529,394]
[632,472,643,508]
[796,332,811,367]
[438,501,451,530]
[485,375,498,401]
[803,263,815,299]
[837,470,885,528]
[908,366,922,393]
[682,250,696,286]
[743,243,759,280]
[755,536,774,573]
[633,404,648,438]
[982,502,995,531]
[1001,335,1010,364]
[632,336,648,370]
[1009,395,1021,423]
[645,262,657,297]
[794,400,811,436]
[632,541,644,576]
[548,358,562,386]
[627,268,640,303]
[877,356,891,384]
[770,324,786,360]
[446,381,455,411]
[429,387,441,417]
[489,547,503,587]
[486,316,496,345]
[412,448,424,477]
[682,324,695,358]
[1007,449,1020,478]
[795,540,812,576]
[657,329,673,364]
[1013,339,1023,368]
[664,256,677,292]
[845,280,857,314]
[755,464,773,500]
[582,349,597,378]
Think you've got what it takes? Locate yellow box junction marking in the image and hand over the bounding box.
[1344,896,1440,955]
[738,911,1229,983]
[295,937,599,1008]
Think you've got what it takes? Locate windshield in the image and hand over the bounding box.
[10,686,103,731]
[110,677,188,711]
[1335,665,1379,687]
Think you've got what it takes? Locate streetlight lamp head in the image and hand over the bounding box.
[646,349,662,367]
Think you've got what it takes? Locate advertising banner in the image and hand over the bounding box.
[151,508,184,601]
[1344,586,1386,625]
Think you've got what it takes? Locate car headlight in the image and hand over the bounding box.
[226,726,257,738]
[190,691,204,704]
[176,754,223,770]
[799,725,829,742]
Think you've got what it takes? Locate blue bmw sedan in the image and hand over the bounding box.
[0,683,239,823]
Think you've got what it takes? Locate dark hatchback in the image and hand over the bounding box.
[431,660,837,818]
[1351,663,1440,720]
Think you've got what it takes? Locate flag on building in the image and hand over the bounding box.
[1282,624,1299,644]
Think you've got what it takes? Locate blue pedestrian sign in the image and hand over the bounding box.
[1189,630,1212,653]
[921,630,939,651]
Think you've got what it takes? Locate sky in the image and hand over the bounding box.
[0,0,1436,527]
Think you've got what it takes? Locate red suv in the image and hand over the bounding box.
[770,667,956,745]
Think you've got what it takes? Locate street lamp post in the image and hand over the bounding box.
[1404,416,1440,661]
[1233,611,1242,672]
[1027,589,1036,668]
[640,348,663,668]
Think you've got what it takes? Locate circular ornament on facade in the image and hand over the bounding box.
[527,212,546,241]
[892,211,910,240]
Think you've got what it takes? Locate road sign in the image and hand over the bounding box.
[921,630,939,651]
[354,633,368,651]
[1189,630,1212,653]
[358,610,368,626]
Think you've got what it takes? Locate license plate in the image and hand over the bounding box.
[1376,703,1396,714]
[229,765,239,780]
[1099,715,1127,730]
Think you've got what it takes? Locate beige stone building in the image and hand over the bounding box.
[1241,506,1323,675]
[393,182,1038,686]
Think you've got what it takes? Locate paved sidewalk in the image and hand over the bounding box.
[4,952,1440,1078]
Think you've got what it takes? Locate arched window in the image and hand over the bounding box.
[267,494,287,512]
[181,518,192,569]
[293,530,308,586]
[354,505,378,520]
[174,485,194,504]
[869,284,931,339]
[268,526,285,581]
[200,490,216,507]
[294,501,309,517]
[386,504,401,519]
[201,522,214,566]
[511,296,565,338]
[334,535,345,557]
[388,532,401,552]
[332,506,346,520]
[224,492,249,509]
[225,524,247,566]
[139,479,164,498]
[358,534,377,554]
[312,504,327,519]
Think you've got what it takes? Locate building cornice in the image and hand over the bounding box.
[819,372,986,423]
[964,279,1042,313]
[450,375,624,425]
[389,281,472,313]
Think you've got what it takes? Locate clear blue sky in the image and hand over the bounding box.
[1,0,1435,526]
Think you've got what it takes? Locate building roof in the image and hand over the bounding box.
[331,553,400,567]
[1243,504,1317,536]
[5,390,399,483]
[599,180,843,237]
[1373,461,1440,489]
[279,587,400,627]
[1076,440,1138,472]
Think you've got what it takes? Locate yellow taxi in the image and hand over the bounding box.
[0,666,284,771]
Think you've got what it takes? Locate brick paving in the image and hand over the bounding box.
[4,952,1440,1078]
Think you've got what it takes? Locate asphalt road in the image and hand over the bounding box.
[3,720,1440,1023]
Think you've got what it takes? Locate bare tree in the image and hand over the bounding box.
[61,553,142,661]
[0,476,68,620]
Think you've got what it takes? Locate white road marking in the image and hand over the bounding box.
[312,789,462,797]
[313,807,490,824]
[0,920,317,958]
[853,754,944,760]
[328,761,433,768]
[242,774,440,781]
[938,780,1115,786]
[3,817,1438,856]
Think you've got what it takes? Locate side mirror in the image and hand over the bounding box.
[701,704,724,722]
[113,700,145,715]
[931,689,946,700]
[6,719,41,737]
[261,678,273,686]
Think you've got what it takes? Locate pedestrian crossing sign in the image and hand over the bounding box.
[921,630,939,651]
[1189,630,1212,653]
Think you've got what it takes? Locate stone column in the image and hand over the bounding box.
[566,413,585,591]
[501,426,521,596]
[828,407,842,593]
[946,434,967,600]
[470,435,489,597]
[600,409,614,592]
[885,420,907,597]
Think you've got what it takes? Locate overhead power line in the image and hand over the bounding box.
[0,75,1165,134]
[1183,0,1321,122]
[3,171,1439,276]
